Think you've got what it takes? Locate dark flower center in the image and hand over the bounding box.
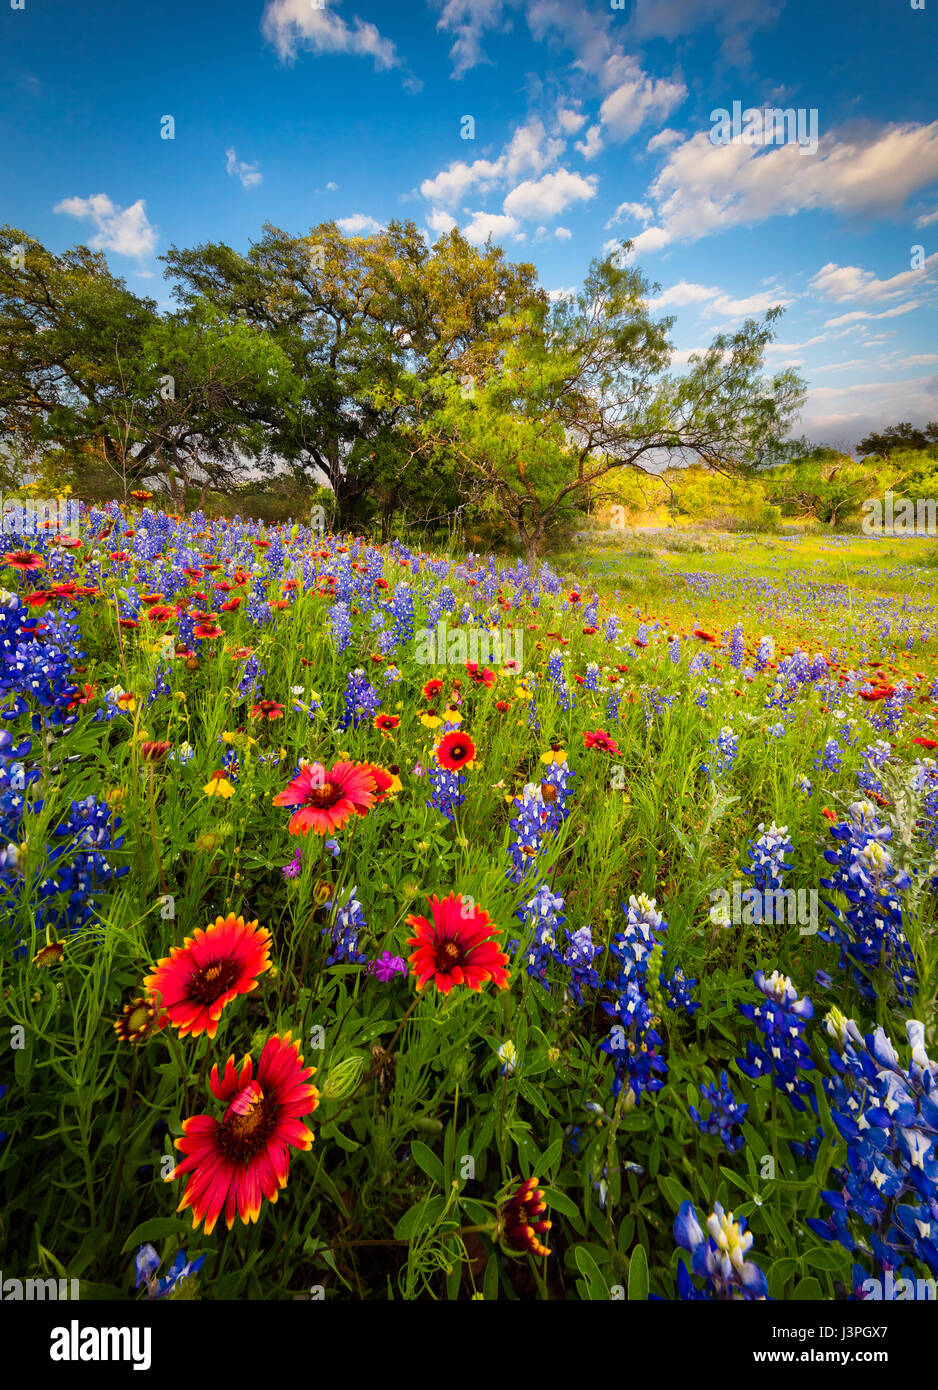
[305,782,338,809]
[188,957,240,1004]
[220,1084,278,1160]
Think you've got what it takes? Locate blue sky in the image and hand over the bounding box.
[2,0,936,448]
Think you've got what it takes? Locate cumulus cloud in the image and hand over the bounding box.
[261,0,401,69]
[555,225,572,239]
[426,207,458,237]
[651,280,721,307]
[556,104,587,135]
[462,211,522,245]
[53,193,157,259]
[336,213,384,235]
[431,0,513,77]
[420,117,563,205]
[646,127,684,153]
[503,168,597,220]
[810,256,937,304]
[598,56,686,141]
[575,124,603,160]
[226,148,263,189]
[629,121,938,254]
[823,302,921,327]
[605,200,654,229]
[799,372,938,447]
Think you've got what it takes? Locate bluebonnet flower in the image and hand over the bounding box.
[562,925,603,1006]
[728,624,745,670]
[737,969,815,1110]
[515,883,565,989]
[674,1201,768,1300]
[338,669,381,730]
[546,649,571,711]
[330,601,352,653]
[819,800,916,1006]
[427,765,464,822]
[690,1071,748,1154]
[135,1244,205,1299]
[324,885,368,966]
[808,1015,938,1281]
[506,783,550,883]
[815,737,843,773]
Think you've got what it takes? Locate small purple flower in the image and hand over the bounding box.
[367,950,407,983]
[282,847,303,879]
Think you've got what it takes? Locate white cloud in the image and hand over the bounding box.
[426,207,458,237]
[651,279,720,307]
[336,213,384,235]
[556,104,587,135]
[53,193,157,259]
[915,208,938,229]
[903,354,938,366]
[646,127,683,152]
[630,226,671,255]
[261,0,400,69]
[810,256,937,304]
[605,200,654,229]
[575,124,603,160]
[225,148,263,189]
[503,168,597,220]
[798,372,938,446]
[420,116,562,205]
[597,53,685,143]
[555,225,572,239]
[548,286,577,301]
[462,211,521,245]
[432,0,510,77]
[633,121,938,253]
[823,302,921,327]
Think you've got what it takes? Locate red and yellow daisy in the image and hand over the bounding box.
[2,550,45,572]
[143,913,272,1039]
[250,699,285,721]
[435,730,476,771]
[168,1033,318,1235]
[406,892,509,995]
[373,713,399,736]
[583,728,622,757]
[497,1177,552,1258]
[272,760,380,835]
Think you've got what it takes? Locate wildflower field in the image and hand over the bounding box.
[3,503,938,1305]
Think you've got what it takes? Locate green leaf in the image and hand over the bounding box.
[627,1244,649,1301]
[120,1217,194,1255]
[792,1276,823,1300]
[574,1245,609,1301]
[409,1140,444,1187]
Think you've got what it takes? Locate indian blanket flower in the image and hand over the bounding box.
[497,1177,551,1258]
[406,892,510,995]
[114,994,167,1046]
[435,730,476,770]
[583,728,621,756]
[168,1032,318,1235]
[144,913,272,1039]
[272,760,381,835]
[674,1200,768,1300]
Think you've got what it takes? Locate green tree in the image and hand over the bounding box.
[397,248,805,564]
